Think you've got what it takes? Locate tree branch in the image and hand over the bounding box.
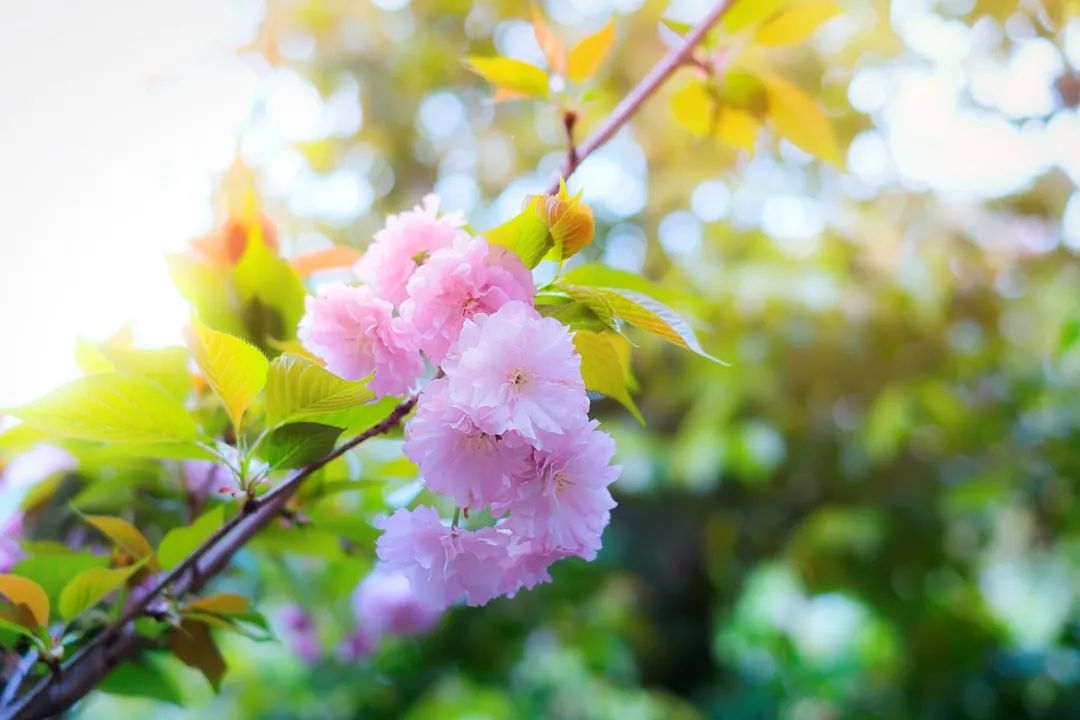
[545,0,734,195]
[2,4,737,717]
[1,397,417,720]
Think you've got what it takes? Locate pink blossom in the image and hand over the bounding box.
[499,539,567,597]
[354,194,467,305]
[3,444,75,491]
[401,236,535,364]
[336,629,378,662]
[0,515,23,572]
[375,506,510,610]
[501,420,620,560]
[279,605,321,663]
[352,571,441,638]
[442,301,589,446]
[403,378,530,510]
[298,283,423,397]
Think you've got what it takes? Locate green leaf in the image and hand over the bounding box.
[103,346,192,402]
[83,515,160,571]
[567,20,616,83]
[12,552,109,609]
[157,506,226,571]
[185,314,269,432]
[0,574,50,628]
[483,198,554,269]
[754,0,841,46]
[466,56,549,99]
[560,264,687,305]
[723,0,795,32]
[232,236,307,344]
[98,656,184,706]
[263,422,343,470]
[598,288,723,363]
[9,373,198,445]
[561,285,621,332]
[760,70,841,165]
[573,330,645,423]
[170,620,227,692]
[265,354,376,428]
[58,563,142,620]
[167,253,247,339]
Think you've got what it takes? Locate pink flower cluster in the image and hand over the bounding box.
[298,195,620,612]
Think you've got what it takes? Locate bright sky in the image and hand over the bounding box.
[0,0,261,407]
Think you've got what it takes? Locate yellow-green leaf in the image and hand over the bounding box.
[760,71,840,165]
[157,506,225,571]
[185,315,269,432]
[531,4,566,75]
[573,330,644,424]
[84,515,160,571]
[598,288,724,363]
[483,198,553,269]
[9,373,197,445]
[466,56,549,99]
[723,0,795,32]
[754,1,842,46]
[265,354,376,428]
[567,20,616,83]
[58,564,142,620]
[188,592,250,616]
[0,574,49,628]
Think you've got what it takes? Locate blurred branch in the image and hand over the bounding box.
[0,397,417,720]
[546,0,735,194]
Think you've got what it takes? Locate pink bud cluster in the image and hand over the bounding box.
[298,195,620,612]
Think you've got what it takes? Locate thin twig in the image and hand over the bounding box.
[545,0,734,195]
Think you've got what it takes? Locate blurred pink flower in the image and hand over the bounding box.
[279,604,322,664]
[403,378,530,511]
[375,506,510,610]
[354,194,466,306]
[442,301,588,446]
[401,236,535,364]
[352,571,441,638]
[0,515,24,572]
[298,283,423,397]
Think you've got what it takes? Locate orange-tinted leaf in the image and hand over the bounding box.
[170,620,227,692]
[760,71,841,165]
[531,4,566,75]
[290,246,364,278]
[188,593,251,616]
[466,56,549,99]
[723,0,795,32]
[567,20,616,84]
[0,575,49,628]
[754,0,842,46]
[84,515,160,572]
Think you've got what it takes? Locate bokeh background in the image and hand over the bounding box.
[4,0,1080,717]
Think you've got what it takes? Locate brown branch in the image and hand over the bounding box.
[0,397,417,720]
[545,0,735,195]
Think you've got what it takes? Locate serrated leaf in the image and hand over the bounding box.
[599,288,724,363]
[103,346,192,402]
[83,515,160,571]
[0,574,49,628]
[483,198,553,269]
[561,285,620,332]
[561,264,688,305]
[532,4,566,75]
[754,0,841,46]
[99,656,184,706]
[58,563,142,620]
[265,354,376,428]
[723,0,795,32]
[157,506,225,571]
[263,422,343,470]
[185,315,269,432]
[12,552,109,609]
[760,71,840,165]
[188,592,250,616]
[567,20,616,83]
[232,236,307,345]
[170,620,227,692]
[573,330,645,424]
[9,373,198,445]
[466,56,549,99]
